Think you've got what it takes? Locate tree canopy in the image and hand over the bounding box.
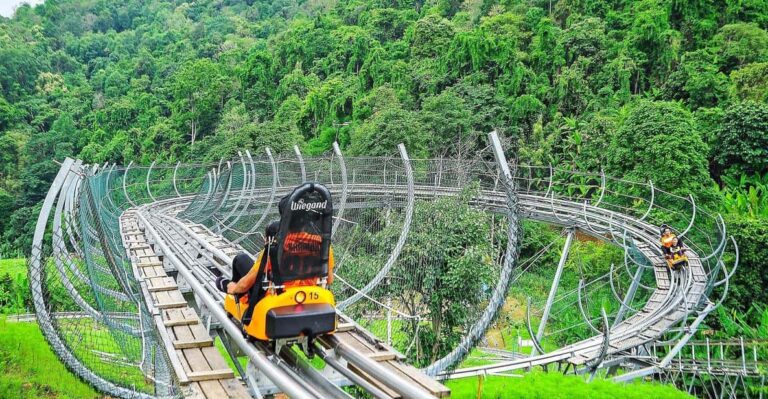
[0,0,767,377]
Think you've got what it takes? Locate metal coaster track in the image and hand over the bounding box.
[29,133,738,398]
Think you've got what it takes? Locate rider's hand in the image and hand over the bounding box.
[215,276,231,293]
[226,282,237,294]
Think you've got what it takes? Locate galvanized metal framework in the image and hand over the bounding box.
[29,133,754,398]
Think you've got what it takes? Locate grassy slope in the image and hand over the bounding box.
[0,318,695,399]
[0,258,690,399]
[446,373,693,399]
[0,317,100,399]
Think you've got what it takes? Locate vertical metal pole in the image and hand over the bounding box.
[754,345,758,372]
[386,276,393,346]
[387,298,393,346]
[531,228,575,357]
[741,337,747,373]
[332,142,348,238]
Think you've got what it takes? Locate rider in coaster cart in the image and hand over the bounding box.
[216,183,337,348]
[662,236,688,271]
[660,224,675,248]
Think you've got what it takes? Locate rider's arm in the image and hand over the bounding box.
[662,245,672,258]
[227,251,263,294]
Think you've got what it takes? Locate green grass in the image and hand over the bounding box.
[55,318,150,391]
[0,317,100,399]
[446,372,694,399]
[0,258,26,279]
[214,336,248,371]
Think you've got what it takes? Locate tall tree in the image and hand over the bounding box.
[605,100,712,198]
[713,101,768,179]
[170,59,231,146]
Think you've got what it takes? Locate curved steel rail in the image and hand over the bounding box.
[31,142,736,397]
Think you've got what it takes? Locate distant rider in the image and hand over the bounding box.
[663,236,686,262]
[660,224,675,248]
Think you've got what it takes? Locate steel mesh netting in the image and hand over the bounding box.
[172,145,729,375]
[29,159,217,398]
[172,147,522,373]
[33,142,734,395]
[504,165,729,355]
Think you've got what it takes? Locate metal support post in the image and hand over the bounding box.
[387,299,393,346]
[532,228,575,357]
[741,337,747,374]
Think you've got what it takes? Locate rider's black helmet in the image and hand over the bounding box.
[278,193,290,216]
[660,224,670,235]
[265,221,279,239]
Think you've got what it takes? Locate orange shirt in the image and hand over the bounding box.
[284,247,335,288]
[252,245,335,289]
[661,233,675,248]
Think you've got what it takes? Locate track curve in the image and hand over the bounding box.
[30,138,735,398]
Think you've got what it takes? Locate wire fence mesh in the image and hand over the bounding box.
[29,142,733,397]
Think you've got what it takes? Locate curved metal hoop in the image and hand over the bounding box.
[294,144,307,182]
[525,297,547,356]
[145,161,157,202]
[233,148,277,244]
[609,263,640,313]
[338,144,415,309]
[122,161,138,208]
[678,194,696,239]
[639,180,655,222]
[332,142,348,238]
[584,308,610,370]
[577,279,602,334]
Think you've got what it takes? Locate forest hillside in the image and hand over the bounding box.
[0,0,766,323]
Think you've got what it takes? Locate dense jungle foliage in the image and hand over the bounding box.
[0,0,767,348]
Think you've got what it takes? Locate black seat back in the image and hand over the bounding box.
[273,183,333,285]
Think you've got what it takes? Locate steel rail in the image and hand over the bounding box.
[153,191,704,382]
[152,182,710,363]
[136,209,316,399]
[42,154,731,396]
[149,206,437,399]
